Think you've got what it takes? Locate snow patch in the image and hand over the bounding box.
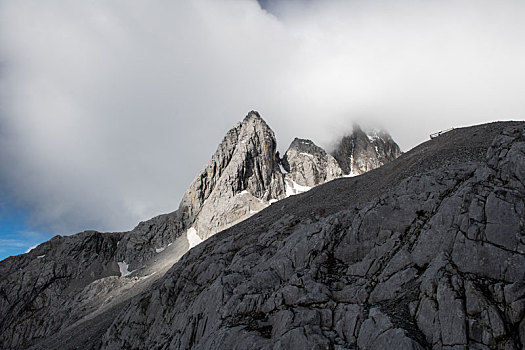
[118,261,133,277]
[37,255,45,259]
[25,245,37,253]
[343,171,359,178]
[343,154,359,177]
[285,179,312,197]
[366,129,381,142]
[268,199,278,204]
[279,163,288,174]
[187,227,203,249]
[155,246,166,253]
[238,190,249,196]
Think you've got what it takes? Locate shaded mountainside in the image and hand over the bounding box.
[100,122,525,349]
[8,114,525,349]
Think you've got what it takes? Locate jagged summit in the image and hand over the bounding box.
[281,137,343,191]
[243,109,263,121]
[180,110,285,239]
[331,124,402,176]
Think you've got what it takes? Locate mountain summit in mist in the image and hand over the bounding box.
[1,112,524,349]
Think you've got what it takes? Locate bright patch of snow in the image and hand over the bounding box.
[268,199,278,204]
[343,171,359,177]
[285,179,312,197]
[366,129,381,142]
[118,261,133,277]
[155,246,166,253]
[238,190,249,196]
[293,181,312,192]
[187,227,203,249]
[37,255,45,259]
[25,245,37,253]
[285,181,294,197]
[343,154,359,177]
[279,163,288,174]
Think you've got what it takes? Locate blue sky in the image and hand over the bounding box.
[0,200,51,260]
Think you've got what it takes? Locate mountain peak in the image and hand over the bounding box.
[282,137,343,191]
[180,110,284,239]
[243,110,263,122]
[331,125,402,175]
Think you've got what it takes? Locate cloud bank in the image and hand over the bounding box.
[0,0,524,236]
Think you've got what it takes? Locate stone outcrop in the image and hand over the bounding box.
[100,122,525,349]
[282,138,343,190]
[332,124,402,176]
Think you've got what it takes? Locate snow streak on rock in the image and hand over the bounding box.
[186,227,202,249]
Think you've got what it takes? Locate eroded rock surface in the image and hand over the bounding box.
[99,123,525,350]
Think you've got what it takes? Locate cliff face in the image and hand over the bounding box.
[180,111,285,239]
[332,125,402,176]
[101,122,525,350]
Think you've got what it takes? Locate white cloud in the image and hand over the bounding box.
[0,0,524,235]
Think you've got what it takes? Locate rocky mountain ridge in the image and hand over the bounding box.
[100,121,525,349]
[0,111,414,349]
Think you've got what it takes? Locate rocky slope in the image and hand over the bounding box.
[99,121,525,349]
[0,111,402,349]
[332,124,402,176]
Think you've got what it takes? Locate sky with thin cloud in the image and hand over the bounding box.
[0,0,524,259]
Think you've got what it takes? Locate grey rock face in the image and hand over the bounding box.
[0,231,122,349]
[332,125,402,175]
[99,122,525,349]
[282,138,343,189]
[180,111,285,239]
[2,114,518,350]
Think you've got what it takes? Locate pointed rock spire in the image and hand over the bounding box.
[180,111,285,239]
